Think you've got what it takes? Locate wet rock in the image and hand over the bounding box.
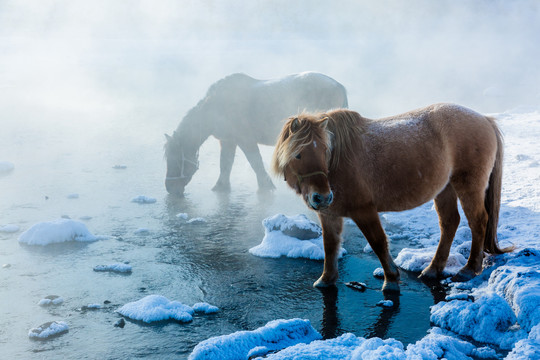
[114,318,126,328]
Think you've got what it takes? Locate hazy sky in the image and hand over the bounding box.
[1,0,539,122]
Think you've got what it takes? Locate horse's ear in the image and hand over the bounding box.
[320,117,329,129]
[165,134,172,141]
[290,117,300,133]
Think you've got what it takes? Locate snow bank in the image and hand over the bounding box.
[28,321,69,340]
[93,263,132,273]
[189,319,321,360]
[18,219,104,245]
[249,214,346,260]
[131,195,156,204]
[117,295,218,323]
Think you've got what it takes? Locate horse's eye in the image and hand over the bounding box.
[295,153,301,160]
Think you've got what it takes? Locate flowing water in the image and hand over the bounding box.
[0,109,447,359]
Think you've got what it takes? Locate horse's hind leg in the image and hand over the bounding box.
[212,140,236,191]
[420,184,460,279]
[351,209,400,292]
[452,185,489,282]
[238,142,275,191]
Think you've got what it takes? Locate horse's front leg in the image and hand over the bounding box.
[314,214,343,287]
[238,142,275,191]
[212,140,236,192]
[351,209,400,292]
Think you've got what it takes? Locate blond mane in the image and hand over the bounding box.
[271,109,364,176]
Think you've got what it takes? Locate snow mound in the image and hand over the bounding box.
[18,219,104,246]
[189,318,321,360]
[117,295,218,323]
[249,214,346,260]
[131,195,156,204]
[394,246,467,275]
[93,263,132,273]
[28,321,69,340]
[430,292,525,349]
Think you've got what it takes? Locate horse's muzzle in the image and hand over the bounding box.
[308,191,334,210]
[165,179,185,197]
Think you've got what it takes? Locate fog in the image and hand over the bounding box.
[1,0,539,133]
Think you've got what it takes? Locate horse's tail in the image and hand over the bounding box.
[484,117,512,254]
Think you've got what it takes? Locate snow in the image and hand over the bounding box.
[189,110,540,359]
[18,219,105,245]
[38,295,64,306]
[188,319,322,360]
[249,213,346,260]
[377,300,394,308]
[117,295,218,323]
[28,321,69,339]
[130,195,157,204]
[93,263,132,273]
[0,224,19,233]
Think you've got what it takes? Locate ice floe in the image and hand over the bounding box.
[18,219,105,245]
[249,213,346,260]
[93,263,132,273]
[117,295,218,323]
[28,321,69,340]
[0,224,19,233]
[131,195,157,204]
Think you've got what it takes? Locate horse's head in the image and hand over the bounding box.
[272,114,334,211]
[164,132,199,196]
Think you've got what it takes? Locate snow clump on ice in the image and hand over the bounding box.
[93,263,132,273]
[117,295,218,323]
[249,213,346,260]
[18,219,105,245]
[131,195,156,204]
[38,295,64,306]
[28,321,69,340]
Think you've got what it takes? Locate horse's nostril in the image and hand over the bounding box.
[312,193,323,204]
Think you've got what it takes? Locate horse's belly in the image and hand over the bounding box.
[375,168,450,212]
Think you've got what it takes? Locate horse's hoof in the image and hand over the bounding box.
[419,266,441,280]
[313,277,336,288]
[451,268,477,283]
[382,281,400,293]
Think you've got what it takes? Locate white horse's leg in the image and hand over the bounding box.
[212,140,236,191]
[238,142,275,191]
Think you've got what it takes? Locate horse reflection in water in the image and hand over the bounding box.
[272,104,512,292]
[164,72,348,196]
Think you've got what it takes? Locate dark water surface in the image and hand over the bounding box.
[0,117,446,359]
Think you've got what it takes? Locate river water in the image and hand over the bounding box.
[0,106,446,359]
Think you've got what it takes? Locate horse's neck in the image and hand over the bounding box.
[177,107,211,150]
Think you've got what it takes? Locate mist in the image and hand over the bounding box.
[1,0,539,132]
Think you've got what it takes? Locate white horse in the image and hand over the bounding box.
[165,72,348,195]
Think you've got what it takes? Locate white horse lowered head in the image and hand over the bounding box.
[164,72,348,196]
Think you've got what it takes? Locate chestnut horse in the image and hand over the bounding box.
[165,72,348,196]
[272,104,511,292]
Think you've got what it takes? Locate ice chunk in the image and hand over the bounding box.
[28,321,69,340]
[18,219,103,246]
